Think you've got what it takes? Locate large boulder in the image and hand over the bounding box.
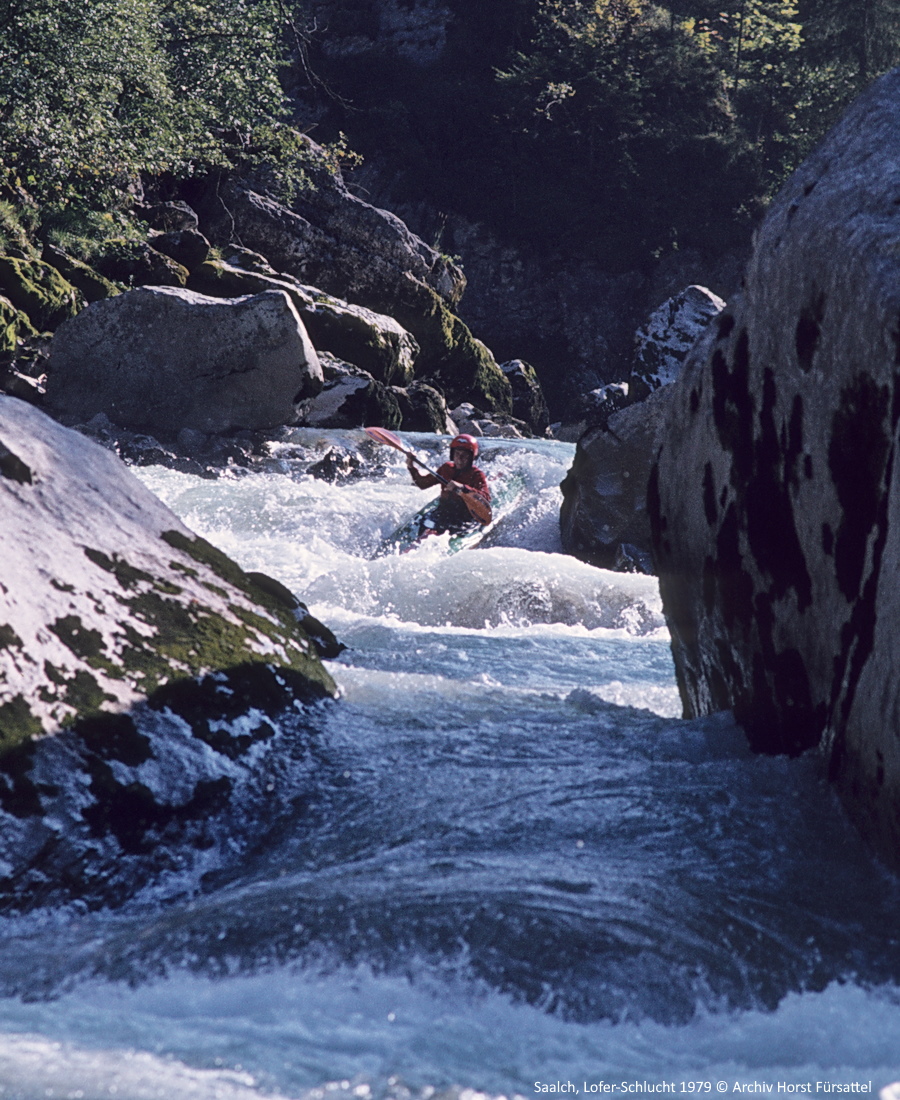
[648,68,900,868]
[46,285,323,435]
[630,285,725,401]
[500,359,550,435]
[198,160,464,308]
[560,385,671,573]
[0,397,336,903]
[188,252,419,385]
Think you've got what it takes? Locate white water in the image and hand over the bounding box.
[1,430,898,1099]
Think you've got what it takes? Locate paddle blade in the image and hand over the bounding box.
[364,426,407,452]
[463,492,493,526]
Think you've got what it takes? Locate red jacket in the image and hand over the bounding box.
[410,462,491,524]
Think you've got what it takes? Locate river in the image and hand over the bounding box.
[0,429,898,1099]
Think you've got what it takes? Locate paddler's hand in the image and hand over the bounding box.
[447,480,468,494]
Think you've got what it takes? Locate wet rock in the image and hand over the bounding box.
[306,447,363,481]
[46,285,323,435]
[649,67,900,869]
[560,384,672,573]
[0,397,337,906]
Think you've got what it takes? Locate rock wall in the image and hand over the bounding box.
[649,68,900,868]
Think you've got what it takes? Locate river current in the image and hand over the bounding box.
[1,429,899,1099]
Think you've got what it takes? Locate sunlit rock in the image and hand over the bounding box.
[0,396,337,904]
[630,284,725,402]
[46,285,322,435]
[649,67,900,868]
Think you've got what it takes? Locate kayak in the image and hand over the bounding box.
[376,472,526,556]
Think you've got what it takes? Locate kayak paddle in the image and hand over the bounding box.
[364,426,492,524]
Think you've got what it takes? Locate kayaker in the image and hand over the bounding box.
[406,434,492,533]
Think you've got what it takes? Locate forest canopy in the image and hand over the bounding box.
[310,0,900,267]
[1,0,899,267]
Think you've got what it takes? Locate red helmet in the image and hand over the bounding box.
[449,433,479,457]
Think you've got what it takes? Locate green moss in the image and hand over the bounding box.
[50,578,76,593]
[0,695,42,744]
[169,561,198,579]
[63,670,115,714]
[162,530,247,589]
[0,254,81,331]
[84,547,154,589]
[382,278,512,412]
[0,295,37,354]
[201,581,228,598]
[41,245,120,303]
[49,615,106,660]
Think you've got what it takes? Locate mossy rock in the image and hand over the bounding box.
[42,244,121,303]
[0,255,82,331]
[0,295,38,355]
[93,239,189,288]
[382,275,512,413]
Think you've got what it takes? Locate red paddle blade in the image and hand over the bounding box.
[364,426,407,452]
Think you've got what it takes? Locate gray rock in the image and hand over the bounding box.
[631,284,725,402]
[299,354,401,430]
[138,200,200,233]
[500,359,550,435]
[560,384,672,572]
[200,162,464,309]
[148,229,211,272]
[649,67,900,869]
[187,259,418,385]
[46,285,322,435]
[394,381,457,433]
[0,397,336,902]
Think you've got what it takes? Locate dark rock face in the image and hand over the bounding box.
[46,286,323,435]
[649,68,900,868]
[500,359,550,436]
[560,385,672,573]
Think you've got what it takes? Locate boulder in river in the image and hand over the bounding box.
[649,67,900,869]
[46,285,323,435]
[0,396,337,905]
[560,385,671,573]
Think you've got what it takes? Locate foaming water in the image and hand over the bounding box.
[1,430,898,1097]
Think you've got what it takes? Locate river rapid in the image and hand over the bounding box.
[0,429,898,1099]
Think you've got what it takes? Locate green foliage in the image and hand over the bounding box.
[0,0,321,241]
